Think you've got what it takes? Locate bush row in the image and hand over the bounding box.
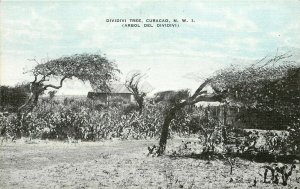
[0,98,164,140]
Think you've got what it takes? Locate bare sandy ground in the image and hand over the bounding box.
[0,139,299,189]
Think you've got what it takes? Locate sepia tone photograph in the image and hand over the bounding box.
[0,0,300,188]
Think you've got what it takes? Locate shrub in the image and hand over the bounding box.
[0,84,30,112]
[287,122,300,153]
[1,98,164,140]
[122,103,139,115]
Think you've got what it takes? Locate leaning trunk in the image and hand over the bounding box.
[17,91,41,138]
[138,102,143,115]
[156,79,223,155]
[158,107,178,155]
[137,97,144,115]
[18,92,40,115]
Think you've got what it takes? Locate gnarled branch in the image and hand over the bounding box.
[190,79,212,101]
[43,75,70,90]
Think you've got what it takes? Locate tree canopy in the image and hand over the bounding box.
[210,53,300,129]
[19,53,119,113]
[157,52,300,154]
[31,53,119,92]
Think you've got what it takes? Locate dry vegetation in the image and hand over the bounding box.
[1,139,299,189]
[1,53,299,188]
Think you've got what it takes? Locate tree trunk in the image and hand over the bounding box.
[223,104,227,125]
[222,104,228,144]
[17,90,42,138]
[137,97,144,115]
[156,79,223,155]
[158,107,177,155]
[18,92,40,115]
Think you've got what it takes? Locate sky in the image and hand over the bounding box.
[1,0,300,95]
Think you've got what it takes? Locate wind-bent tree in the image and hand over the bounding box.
[211,52,300,151]
[158,79,226,154]
[125,71,151,115]
[18,53,119,114]
[211,52,299,128]
[157,52,300,155]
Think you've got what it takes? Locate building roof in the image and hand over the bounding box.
[92,83,131,94]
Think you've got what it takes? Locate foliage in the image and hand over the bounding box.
[1,98,163,140]
[125,71,152,114]
[211,55,300,130]
[32,53,120,92]
[287,122,300,153]
[153,90,176,103]
[263,130,289,154]
[0,84,30,112]
[166,90,193,134]
[157,89,225,154]
[122,103,140,115]
[19,53,119,114]
[48,90,57,100]
[165,89,190,106]
[208,53,300,159]
[0,113,20,138]
[157,77,225,154]
[1,94,225,144]
[198,116,223,152]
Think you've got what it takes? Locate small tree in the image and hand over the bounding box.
[18,53,119,115]
[158,80,225,155]
[125,71,152,115]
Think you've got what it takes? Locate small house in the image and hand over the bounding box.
[87,83,133,103]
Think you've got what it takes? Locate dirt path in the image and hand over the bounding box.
[0,139,299,188]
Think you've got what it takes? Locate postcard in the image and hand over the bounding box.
[1,0,300,188]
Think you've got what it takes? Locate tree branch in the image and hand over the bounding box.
[260,52,292,68]
[190,79,212,101]
[43,75,69,90]
[32,75,38,84]
[189,93,223,105]
[37,71,54,84]
[28,58,41,65]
